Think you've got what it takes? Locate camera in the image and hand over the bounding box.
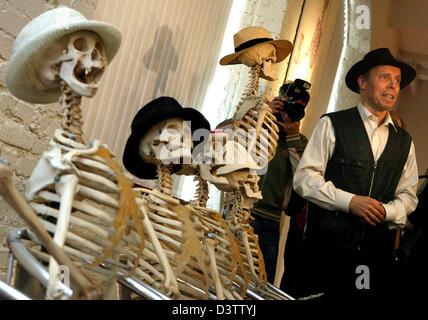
[275,78,311,122]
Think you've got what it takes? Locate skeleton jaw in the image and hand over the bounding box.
[152,144,192,166]
[59,61,104,97]
[260,59,276,81]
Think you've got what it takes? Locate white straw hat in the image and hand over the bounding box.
[219,26,292,66]
[6,6,122,104]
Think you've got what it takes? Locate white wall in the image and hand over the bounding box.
[396,81,428,176]
[83,0,233,162]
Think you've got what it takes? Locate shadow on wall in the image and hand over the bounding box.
[144,25,178,100]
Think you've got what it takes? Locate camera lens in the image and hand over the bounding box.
[283,101,305,122]
[274,112,283,123]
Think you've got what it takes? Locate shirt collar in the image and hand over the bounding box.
[357,103,397,132]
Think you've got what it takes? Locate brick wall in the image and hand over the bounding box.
[0,0,98,280]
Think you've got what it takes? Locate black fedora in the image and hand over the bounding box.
[123,96,211,179]
[345,48,416,93]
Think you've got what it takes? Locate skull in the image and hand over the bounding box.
[238,171,263,206]
[237,43,277,80]
[217,158,263,206]
[214,167,262,207]
[37,31,107,97]
[197,130,262,202]
[138,117,192,166]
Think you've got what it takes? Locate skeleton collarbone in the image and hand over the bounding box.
[26,130,103,201]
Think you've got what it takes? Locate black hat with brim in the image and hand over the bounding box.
[345,48,416,93]
[123,96,211,179]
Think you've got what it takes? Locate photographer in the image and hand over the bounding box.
[250,80,310,284]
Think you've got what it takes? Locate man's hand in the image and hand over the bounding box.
[269,97,300,135]
[349,195,386,226]
[269,97,285,114]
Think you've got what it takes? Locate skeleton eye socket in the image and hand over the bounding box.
[166,124,179,131]
[95,42,103,53]
[73,38,88,51]
[91,49,98,60]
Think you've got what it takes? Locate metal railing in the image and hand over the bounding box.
[5,227,294,300]
[5,228,170,300]
[0,279,31,300]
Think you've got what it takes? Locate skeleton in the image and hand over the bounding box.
[199,43,282,294]
[132,117,249,299]
[2,31,182,299]
[186,171,251,299]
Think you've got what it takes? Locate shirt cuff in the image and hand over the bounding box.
[336,190,355,213]
[286,133,301,142]
[383,203,406,229]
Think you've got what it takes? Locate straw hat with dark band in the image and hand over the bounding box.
[219,26,292,66]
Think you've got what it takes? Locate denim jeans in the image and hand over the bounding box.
[250,214,280,283]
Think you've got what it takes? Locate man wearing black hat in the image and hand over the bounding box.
[292,48,419,300]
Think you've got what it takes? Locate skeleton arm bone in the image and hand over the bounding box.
[62,139,102,165]
[47,174,79,299]
[136,197,180,297]
[206,237,224,299]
